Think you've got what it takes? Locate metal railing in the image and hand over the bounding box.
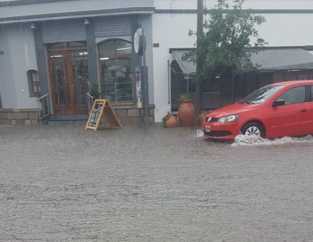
[39,93,50,120]
[86,92,94,112]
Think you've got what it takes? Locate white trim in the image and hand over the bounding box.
[0,11,153,25]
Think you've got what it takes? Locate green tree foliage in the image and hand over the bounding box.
[195,0,266,81]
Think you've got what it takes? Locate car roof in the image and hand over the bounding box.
[272,80,313,87]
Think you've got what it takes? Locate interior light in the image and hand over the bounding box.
[116,47,131,51]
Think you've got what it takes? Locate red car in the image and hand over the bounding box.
[203,80,313,140]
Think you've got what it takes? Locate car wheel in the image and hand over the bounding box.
[241,122,265,137]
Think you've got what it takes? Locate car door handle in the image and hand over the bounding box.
[300,109,308,112]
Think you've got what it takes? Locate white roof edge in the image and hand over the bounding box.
[0,10,153,24]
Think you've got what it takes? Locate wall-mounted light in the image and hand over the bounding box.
[30,23,36,30]
[84,18,90,25]
[79,51,88,56]
[99,57,110,61]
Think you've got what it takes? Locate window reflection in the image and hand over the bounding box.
[98,39,134,103]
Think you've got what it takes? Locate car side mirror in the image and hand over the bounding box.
[273,99,285,107]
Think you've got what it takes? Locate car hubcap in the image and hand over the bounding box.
[244,126,261,136]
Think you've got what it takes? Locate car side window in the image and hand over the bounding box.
[279,86,306,105]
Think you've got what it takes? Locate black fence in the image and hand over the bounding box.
[171,68,313,111]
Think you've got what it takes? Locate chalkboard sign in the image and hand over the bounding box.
[85,99,121,131]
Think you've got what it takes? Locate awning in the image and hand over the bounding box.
[250,48,313,71]
[171,50,196,75]
[171,48,313,74]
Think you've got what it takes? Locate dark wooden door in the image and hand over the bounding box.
[48,47,89,115]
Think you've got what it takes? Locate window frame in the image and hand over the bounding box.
[275,85,310,106]
[97,38,134,103]
[309,85,313,102]
[27,69,41,97]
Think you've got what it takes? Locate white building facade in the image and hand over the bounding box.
[1,0,313,124]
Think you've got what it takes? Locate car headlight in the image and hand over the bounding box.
[217,114,239,123]
[206,117,213,122]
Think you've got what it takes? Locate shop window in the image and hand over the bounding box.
[27,69,41,97]
[98,39,134,102]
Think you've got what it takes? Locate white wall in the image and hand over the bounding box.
[152,13,196,122]
[0,24,40,109]
[154,0,313,10]
[154,0,313,9]
[255,14,313,46]
[243,0,313,10]
[154,0,196,9]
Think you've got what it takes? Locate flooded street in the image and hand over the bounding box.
[0,125,313,241]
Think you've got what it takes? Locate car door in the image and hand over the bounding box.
[268,86,308,137]
[296,86,312,135]
[304,85,313,133]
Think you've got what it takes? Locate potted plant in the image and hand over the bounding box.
[178,93,195,127]
[162,112,178,128]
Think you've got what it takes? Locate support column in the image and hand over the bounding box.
[33,22,52,115]
[85,19,98,91]
[33,23,49,96]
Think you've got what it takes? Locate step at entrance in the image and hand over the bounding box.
[45,105,154,126]
[47,114,88,125]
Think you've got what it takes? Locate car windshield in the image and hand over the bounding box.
[241,85,283,104]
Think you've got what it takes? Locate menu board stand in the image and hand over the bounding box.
[85,99,122,131]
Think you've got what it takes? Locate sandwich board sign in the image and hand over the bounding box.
[85,99,121,131]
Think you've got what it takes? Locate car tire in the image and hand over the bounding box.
[241,122,265,138]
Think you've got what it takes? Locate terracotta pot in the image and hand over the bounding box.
[178,101,195,127]
[165,115,178,128]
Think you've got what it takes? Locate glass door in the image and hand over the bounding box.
[48,42,88,115]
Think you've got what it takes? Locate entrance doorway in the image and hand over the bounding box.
[48,42,89,115]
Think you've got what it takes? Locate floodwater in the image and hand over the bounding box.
[0,125,313,241]
[233,134,313,147]
[195,128,313,147]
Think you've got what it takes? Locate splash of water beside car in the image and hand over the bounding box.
[195,129,205,138]
[232,134,313,147]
